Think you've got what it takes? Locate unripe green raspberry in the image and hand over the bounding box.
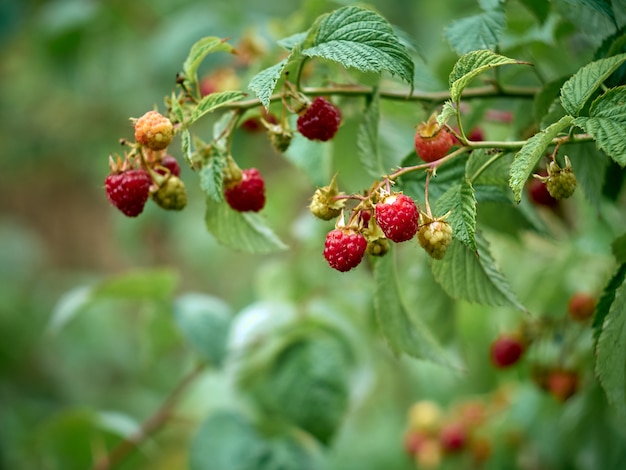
[309,175,345,220]
[545,157,576,199]
[417,214,453,260]
[366,237,390,257]
[134,111,174,151]
[152,175,187,210]
[267,123,293,153]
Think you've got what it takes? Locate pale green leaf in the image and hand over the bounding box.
[434,179,477,251]
[358,90,383,178]
[277,31,308,50]
[199,156,226,202]
[302,6,414,86]
[170,91,184,125]
[560,53,626,116]
[183,37,235,85]
[509,115,574,203]
[189,91,246,124]
[372,251,453,367]
[445,10,507,56]
[596,276,626,422]
[248,59,288,110]
[283,117,332,187]
[437,101,457,127]
[48,285,92,334]
[182,129,192,166]
[205,197,288,254]
[174,293,232,366]
[449,50,527,102]
[430,234,525,310]
[92,269,179,300]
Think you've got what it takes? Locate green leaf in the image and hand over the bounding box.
[449,50,527,103]
[593,264,626,342]
[358,90,383,178]
[533,77,569,124]
[248,59,288,110]
[445,10,507,56]
[430,234,525,310]
[612,234,626,264]
[466,149,512,186]
[574,86,626,166]
[435,179,477,251]
[437,101,457,127]
[283,119,332,187]
[595,275,626,422]
[199,156,226,202]
[519,0,550,22]
[302,6,414,86]
[372,251,452,367]
[562,141,608,209]
[560,53,626,116]
[509,115,574,203]
[92,269,179,300]
[170,91,184,125]
[277,31,308,50]
[189,91,246,124]
[48,285,92,334]
[182,129,192,166]
[183,37,235,85]
[205,197,288,254]
[563,0,616,23]
[173,293,232,366]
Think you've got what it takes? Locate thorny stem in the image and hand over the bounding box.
[90,362,206,470]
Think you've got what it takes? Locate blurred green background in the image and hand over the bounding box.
[2,0,625,469]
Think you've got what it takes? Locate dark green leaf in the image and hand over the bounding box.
[533,77,569,124]
[302,6,414,86]
[612,234,626,264]
[562,141,608,209]
[445,10,507,55]
[174,293,232,366]
[183,37,235,85]
[595,276,626,422]
[509,115,574,203]
[560,53,626,116]
[189,91,246,124]
[204,197,288,254]
[574,86,626,166]
[430,234,526,310]
[434,179,477,251]
[449,50,527,103]
[372,251,453,366]
[563,0,616,23]
[519,0,551,22]
[593,264,626,342]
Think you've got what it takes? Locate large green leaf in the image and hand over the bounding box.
[563,0,616,24]
[183,37,235,85]
[574,86,626,166]
[173,293,232,366]
[248,59,289,110]
[509,115,574,203]
[204,197,288,254]
[595,276,626,423]
[563,141,608,209]
[358,90,383,178]
[189,91,246,124]
[372,251,452,367]
[302,6,414,86]
[444,10,507,55]
[593,264,626,343]
[560,53,626,116]
[449,50,526,103]
[430,234,525,310]
[434,179,477,251]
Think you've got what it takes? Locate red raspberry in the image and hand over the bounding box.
[490,334,525,368]
[157,155,181,177]
[323,229,367,272]
[105,169,152,217]
[297,97,341,142]
[414,118,454,163]
[375,193,419,243]
[528,177,558,207]
[134,111,173,151]
[224,168,266,212]
[546,369,579,402]
[568,292,596,322]
[438,422,467,454]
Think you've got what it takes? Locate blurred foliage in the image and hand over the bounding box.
[2,0,626,469]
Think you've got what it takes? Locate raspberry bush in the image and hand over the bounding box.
[12,1,626,469]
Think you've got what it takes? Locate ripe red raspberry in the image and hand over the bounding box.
[438,422,467,454]
[375,193,419,243]
[490,334,525,368]
[414,116,454,163]
[134,111,174,151]
[546,369,579,402]
[567,292,596,322]
[158,155,181,177]
[417,215,453,260]
[297,97,341,142]
[105,169,152,217]
[323,228,367,272]
[152,175,187,211]
[224,168,266,212]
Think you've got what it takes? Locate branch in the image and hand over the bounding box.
[91,362,206,470]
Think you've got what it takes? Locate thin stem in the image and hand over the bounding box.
[91,362,206,470]
[424,170,433,217]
